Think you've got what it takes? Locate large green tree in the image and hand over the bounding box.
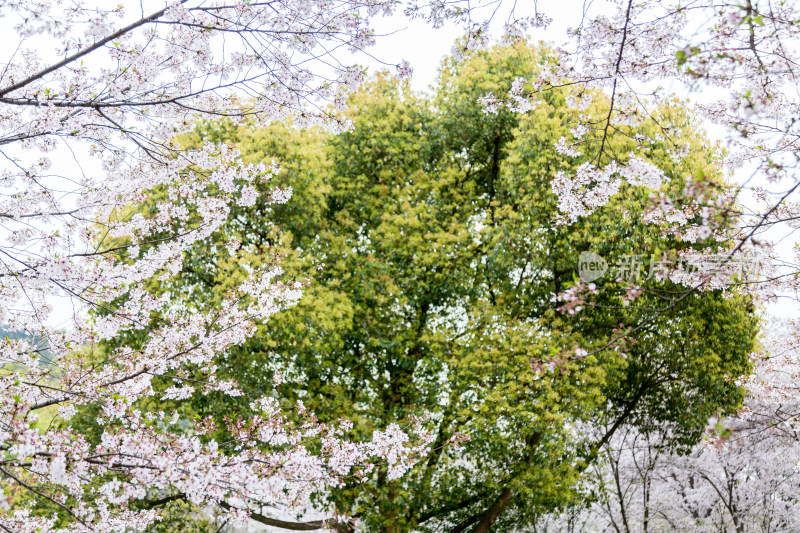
[113,41,756,532]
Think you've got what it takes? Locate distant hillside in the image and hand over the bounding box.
[1,326,54,367]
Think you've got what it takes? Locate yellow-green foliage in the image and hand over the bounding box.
[87,41,757,532]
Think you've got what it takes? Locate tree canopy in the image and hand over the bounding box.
[118,41,758,532]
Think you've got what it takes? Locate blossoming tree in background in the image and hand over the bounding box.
[531,319,800,532]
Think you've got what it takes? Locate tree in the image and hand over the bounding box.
[474,4,800,528]
[135,41,758,531]
[483,0,800,306]
[535,319,800,533]
[0,1,438,531]
[2,0,797,530]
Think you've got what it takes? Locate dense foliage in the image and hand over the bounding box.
[126,42,758,531]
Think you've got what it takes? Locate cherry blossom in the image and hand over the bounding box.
[0,0,437,529]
